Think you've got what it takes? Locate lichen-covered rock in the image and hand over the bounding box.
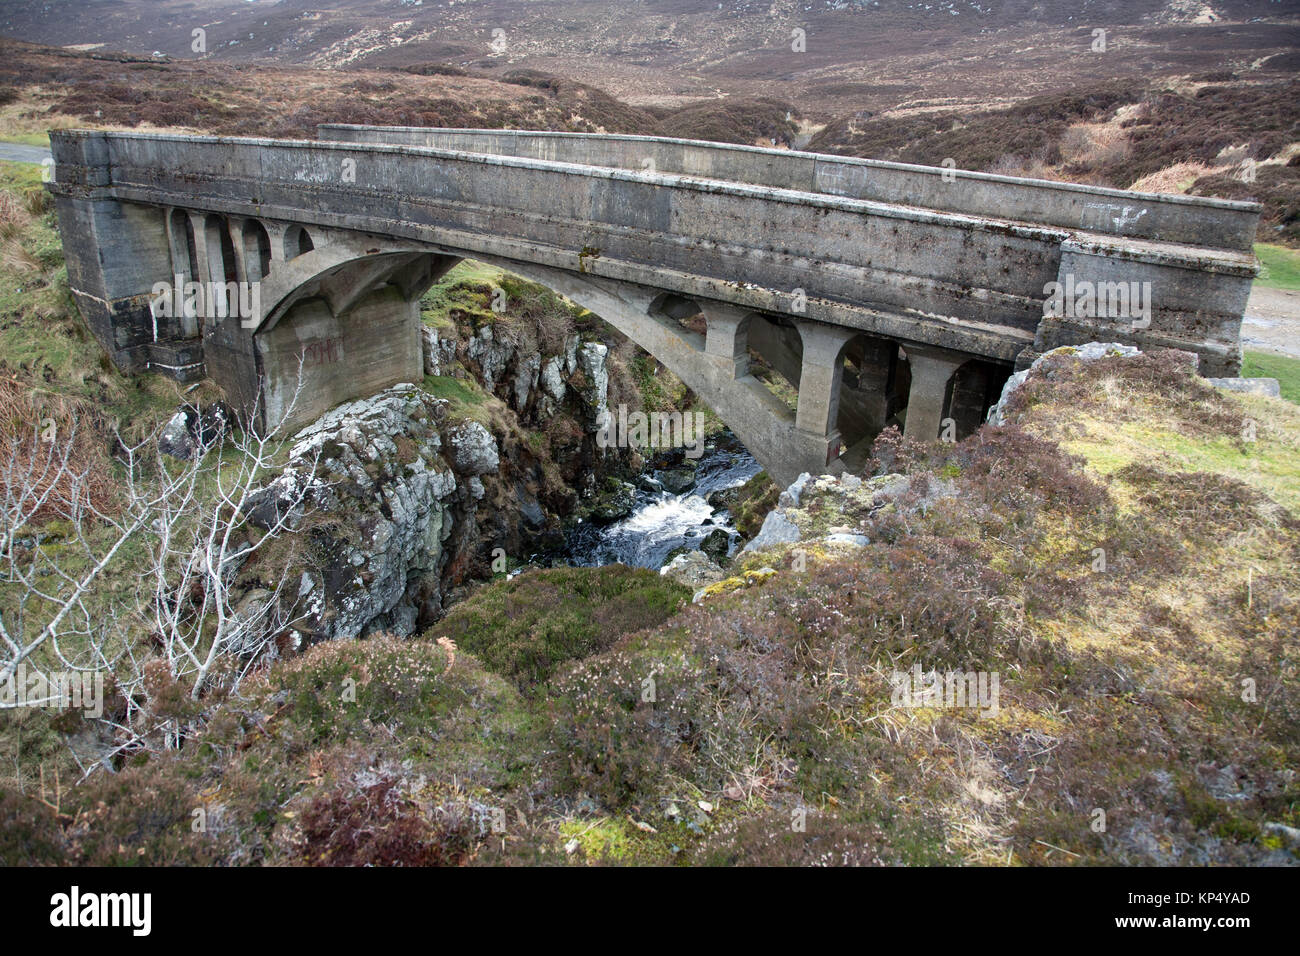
[742,470,954,556]
[421,326,457,377]
[240,386,477,648]
[158,409,195,460]
[157,401,232,460]
[465,323,514,392]
[577,341,609,428]
[513,353,541,411]
[446,421,500,476]
[540,356,566,402]
[660,549,726,589]
[742,509,800,552]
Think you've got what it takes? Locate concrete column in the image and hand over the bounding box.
[700,302,751,379]
[794,320,859,439]
[264,221,289,264]
[228,218,249,286]
[903,344,964,441]
[189,211,213,285]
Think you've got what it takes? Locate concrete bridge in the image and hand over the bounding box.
[48,126,1259,486]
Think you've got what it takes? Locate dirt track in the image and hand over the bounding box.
[1243,286,1300,359]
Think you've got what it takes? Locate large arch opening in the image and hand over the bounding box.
[241,251,450,433]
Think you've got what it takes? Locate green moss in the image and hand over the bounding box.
[427,565,689,692]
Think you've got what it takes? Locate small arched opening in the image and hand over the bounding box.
[285,225,315,260]
[836,334,903,461]
[242,220,273,283]
[168,209,199,284]
[745,313,802,413]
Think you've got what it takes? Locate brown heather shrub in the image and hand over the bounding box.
[68,761,226,865]
[299,776,474,867]
[0,788,69,864]
[1113,462,1295,544]
[693,810,899,866]
[1001,349,1240,437]
[0,378,120,522]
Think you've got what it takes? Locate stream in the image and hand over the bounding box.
[563,432,761,569]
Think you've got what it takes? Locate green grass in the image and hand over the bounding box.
[1253,243,1300,291]
[1243,350,1300,404]
[419,259,504,329]
[0,133,54,149]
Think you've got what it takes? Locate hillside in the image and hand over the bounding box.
[0,0,1297,875]
[4,340,1297,865]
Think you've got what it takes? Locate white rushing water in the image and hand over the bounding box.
[565,434,761,569]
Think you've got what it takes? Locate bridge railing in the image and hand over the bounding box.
[318,125,1261,254]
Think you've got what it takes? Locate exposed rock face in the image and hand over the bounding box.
[743,471,955,555]
[442,319,635,545]
[446,421,499,475]
[157,401,233,460]
[743,509,801,552]
[659,550,726,589]
[465,323,514,393]
[230,300,644,656]
[420,326,457,377]
[576,341,610,428]
[243,385,492,647]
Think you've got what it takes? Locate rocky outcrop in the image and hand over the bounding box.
[241,385,497,648]
[659,550,726,589]
[742,471,955,557]
[989,342,1140,426]
[421,326,457,377]
[157,401,232,460]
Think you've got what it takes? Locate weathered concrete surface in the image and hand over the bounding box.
[322,125,1261,252]
[47,127,1261,482]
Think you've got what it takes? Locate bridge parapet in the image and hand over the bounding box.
[320,125,1261,253]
